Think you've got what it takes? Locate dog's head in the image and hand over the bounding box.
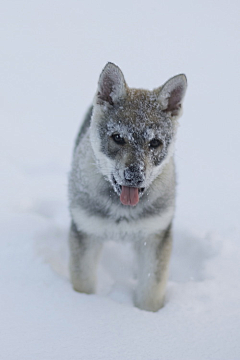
[90,63,187,206]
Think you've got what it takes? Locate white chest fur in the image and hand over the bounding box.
[71,205,174,242]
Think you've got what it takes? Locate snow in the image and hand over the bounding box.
[1,1,240,359]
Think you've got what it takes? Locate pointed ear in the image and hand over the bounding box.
[96,62,127,106]
[158,74,187,118]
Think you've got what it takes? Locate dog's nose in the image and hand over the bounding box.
[124,165,144,185]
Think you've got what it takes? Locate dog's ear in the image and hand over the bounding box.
[157,74,187,118]
[96,62,127,106]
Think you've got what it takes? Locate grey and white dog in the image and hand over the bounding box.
[68,62,187,311]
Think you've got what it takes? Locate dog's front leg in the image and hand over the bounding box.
[134,224,173,312]
[68,221,102,294]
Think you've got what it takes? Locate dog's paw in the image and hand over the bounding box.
[133,291,165,312]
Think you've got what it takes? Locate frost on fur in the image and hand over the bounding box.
[96,62,127,106]
[69,63,188,312]
[158,74,187,118]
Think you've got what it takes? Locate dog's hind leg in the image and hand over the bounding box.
[134,224,173,312]
[68,221,102,294]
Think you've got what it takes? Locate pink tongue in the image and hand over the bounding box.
[120,186,139,206]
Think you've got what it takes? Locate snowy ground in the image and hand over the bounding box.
[1,1,240,359]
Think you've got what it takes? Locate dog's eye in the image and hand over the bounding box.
[149,138,163,149]
[112,133,125,145]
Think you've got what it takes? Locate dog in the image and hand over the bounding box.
[68,62,187,311]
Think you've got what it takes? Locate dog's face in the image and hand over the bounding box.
[90,63,187,206]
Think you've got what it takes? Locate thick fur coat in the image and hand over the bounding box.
[68,63,187,311]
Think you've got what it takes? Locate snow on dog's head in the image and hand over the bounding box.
[90,62,187,206]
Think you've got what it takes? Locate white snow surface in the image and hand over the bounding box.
[1,1,240,359]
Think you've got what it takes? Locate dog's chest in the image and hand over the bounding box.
[71,203,174,241]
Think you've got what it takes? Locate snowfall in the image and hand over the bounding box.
[1,1,240,359]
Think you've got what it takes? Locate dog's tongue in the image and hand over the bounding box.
[120,186,139,206]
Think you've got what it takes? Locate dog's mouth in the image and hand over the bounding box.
[112,176,145,206]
